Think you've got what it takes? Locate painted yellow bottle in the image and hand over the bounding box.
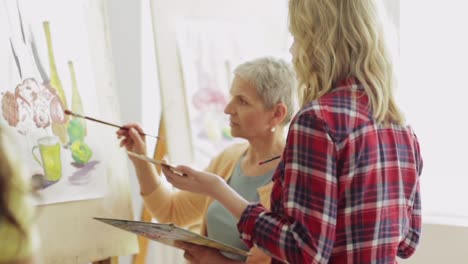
[43,21,69,144]
[68,61,86,135]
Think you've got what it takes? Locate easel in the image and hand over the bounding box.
[91,118,167,264]
[132,116,168,264]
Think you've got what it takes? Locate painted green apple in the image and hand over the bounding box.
[71,140,92,164]
[67,118,85,143]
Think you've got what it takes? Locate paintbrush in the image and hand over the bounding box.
[126,151,186,176]
[64,109,161,140]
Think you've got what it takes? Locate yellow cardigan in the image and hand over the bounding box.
[142,143,273,263]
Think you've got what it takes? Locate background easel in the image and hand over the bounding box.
[91,118,167,264]
[20,0,140,262]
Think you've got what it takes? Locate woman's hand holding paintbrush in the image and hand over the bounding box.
[116,123,183,194]
[116,123,186,176]
[115,123,149,157]
[116,123,163,193]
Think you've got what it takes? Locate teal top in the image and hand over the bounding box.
[206,159,274,261]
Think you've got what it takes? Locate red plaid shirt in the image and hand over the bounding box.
[238,78,422,264]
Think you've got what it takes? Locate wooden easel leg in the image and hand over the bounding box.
[132,208,152,264]
[132,116,168,264]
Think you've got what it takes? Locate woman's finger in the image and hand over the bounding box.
[161,166,180,184]
[163,168,179,183]
[132,124,145,134]
[174,165,194,176]
[116,129,125,135]
[161,165,169,175]
[129,128,146,147]
[122,137,130,146]
[122,138,135,150]
[174,241,192,250]
[162,167,184,186]
[183,251,194,262]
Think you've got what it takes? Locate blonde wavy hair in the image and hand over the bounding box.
[289,0,403,125]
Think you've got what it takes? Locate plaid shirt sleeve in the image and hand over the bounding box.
[397,181,421,258]
[398,135,423,258]
[238,112,338,263]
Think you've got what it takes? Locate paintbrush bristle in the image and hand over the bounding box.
[64,109,81,117]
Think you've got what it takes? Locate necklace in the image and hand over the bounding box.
[258,155,281,165]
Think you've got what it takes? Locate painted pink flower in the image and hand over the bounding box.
[15,78,40,105]
[1,78,65,134]
[16,99,35,135]
[192,89,227,112]
[33,102,50,128]
[1,91,19,126]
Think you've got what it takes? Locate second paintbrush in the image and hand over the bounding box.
[64,109,161,140]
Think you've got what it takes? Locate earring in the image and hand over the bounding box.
[270,127,276,133]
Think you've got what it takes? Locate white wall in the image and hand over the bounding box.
[400,0,468,222]
[385,0,468,263]
[397,0,468,263]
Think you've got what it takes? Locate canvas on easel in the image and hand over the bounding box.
[1,0,108,206]
[0,0,138,262]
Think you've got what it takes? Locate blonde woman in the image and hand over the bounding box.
[162,0,423,263]
[0,126,40,264]
[118,57,296,263]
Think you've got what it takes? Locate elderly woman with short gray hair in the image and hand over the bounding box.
[117,56,296,263]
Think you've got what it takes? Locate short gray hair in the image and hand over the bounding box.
[234,57,297,125]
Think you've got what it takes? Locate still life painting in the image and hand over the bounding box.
[0,0,106,205]
[176,20,249,165]
[176,19,291,166]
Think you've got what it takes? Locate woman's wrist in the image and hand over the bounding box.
[209,177,230,200]
[135,162,161,195]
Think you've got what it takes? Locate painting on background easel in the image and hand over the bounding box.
[176,19,249,166]
[176,19,291,167]
[0,0,106,205]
